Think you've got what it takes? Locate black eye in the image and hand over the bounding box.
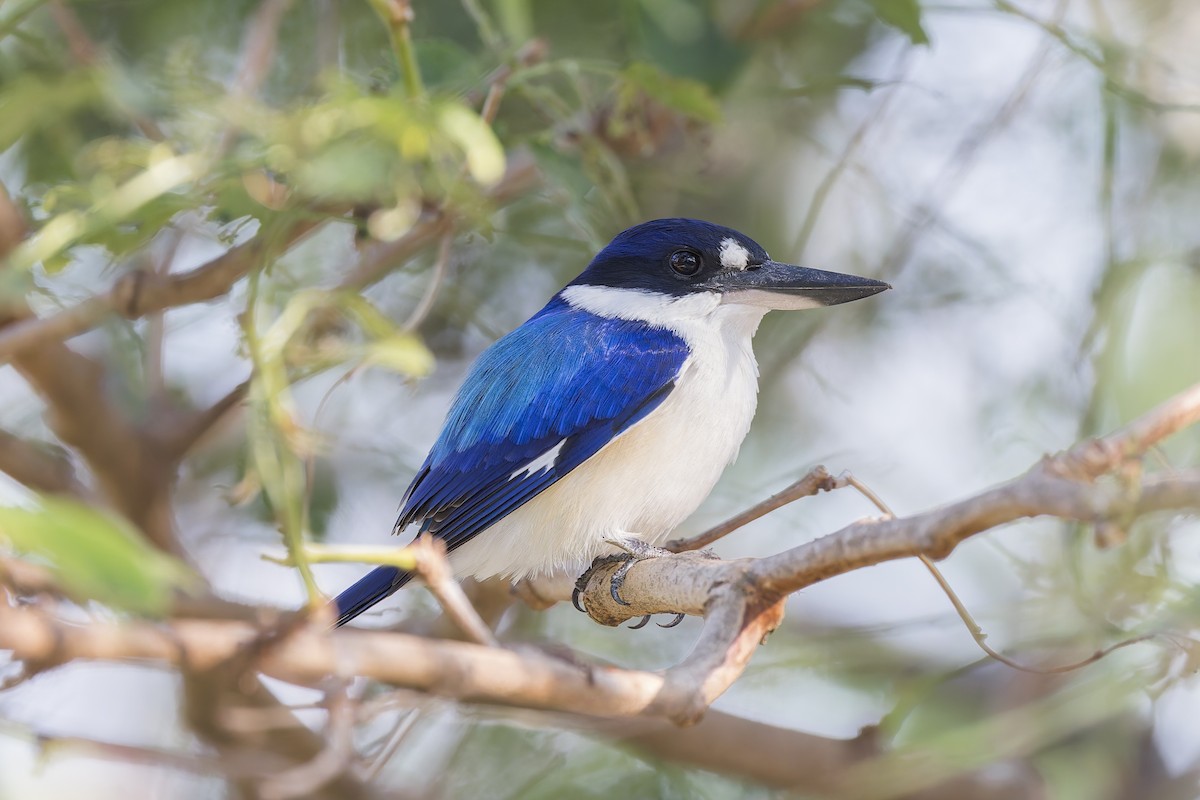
[669,250,702,277]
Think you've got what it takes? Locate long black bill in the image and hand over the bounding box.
[710,260,891,309]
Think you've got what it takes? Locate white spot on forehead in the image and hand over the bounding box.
[719,237,750,270]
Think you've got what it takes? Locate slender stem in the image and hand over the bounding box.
[263,543,416,570]
[369,0,424,100]
[243,246,321,608]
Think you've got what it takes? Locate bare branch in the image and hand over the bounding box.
[0,217,324,365]
[0,594,774,725]
[0,716,232,777]
[1055,381,1200,479]
[842,470,1164,675]
[1,383,1197,783]
[0,152,539,364]
[258,682,357,800]
[666,465,839,552]
[400,230,452,332]
[0,554,58,596]
[0,429,86,496]
[760,468,1194,596]
[469,38,550,124]
[409,537,499,647]
[620,711,1040,799]
[8,340,180,552]
[163,379,250,458]
[180,670,380,800]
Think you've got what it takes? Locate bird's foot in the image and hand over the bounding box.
[603,536,676,608]
[572,554,627,613]
[571,538,689,629]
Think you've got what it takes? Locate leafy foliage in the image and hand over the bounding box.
[0,497,195,615]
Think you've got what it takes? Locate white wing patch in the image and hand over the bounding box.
[509,439,567,481]
[719,237,750,270]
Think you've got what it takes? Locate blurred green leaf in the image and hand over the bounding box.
[0,497,195,615]
[616,62,720,124]
[362,332,435,374]
[437,102,506,186]
[868,0,930,46]
[1112,262,1200,435]
[0,72,101,152]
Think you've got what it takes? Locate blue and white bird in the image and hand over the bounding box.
[333,218,888,626]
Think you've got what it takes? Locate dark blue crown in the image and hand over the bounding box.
[570,218,768,295]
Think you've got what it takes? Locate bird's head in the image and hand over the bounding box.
[569,218,889,310]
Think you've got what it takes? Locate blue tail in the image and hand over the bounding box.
[332,566,413,626]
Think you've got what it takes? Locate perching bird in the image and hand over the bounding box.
[333,218,888,626]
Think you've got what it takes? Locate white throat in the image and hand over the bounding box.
[560,285,768,344]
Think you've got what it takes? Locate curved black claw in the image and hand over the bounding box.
[609,557,638,606]
[574,553,626,613]
[571,586,585,613]
[628,615,652,630]
[657,613,686,629]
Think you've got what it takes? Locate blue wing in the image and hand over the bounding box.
[398,297,689,551]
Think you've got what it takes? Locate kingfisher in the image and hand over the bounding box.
[333,218,888,626]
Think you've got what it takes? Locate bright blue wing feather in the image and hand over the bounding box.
[395,298,689,553]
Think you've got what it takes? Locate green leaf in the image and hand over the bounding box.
[436,102,506,186]
[361,333,435,375]
[617,62,721,123]
[869,0,930,46]
[0,497,195,616]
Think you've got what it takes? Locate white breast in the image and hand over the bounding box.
[447,288,768,581]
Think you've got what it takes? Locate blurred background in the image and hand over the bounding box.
[2,0,1200,797]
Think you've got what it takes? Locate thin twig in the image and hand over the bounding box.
[164,380,251,458]
[263,543,416,569]
[259,681,358,800]
[361,708,422,780]
[216,0,295,157]
[143,229,187,412]
[470,39,550,124]
[839,471,1162,675]
[409,536,499,647]
[0,716,236,777]
[368,0,423,100]
[666,465,839,552]
[0,429,87,496]
[792,49,911,256]
[753,382,1200,595]
[881,0,1069,276]
[47,0,165,139]
[0,216,326,365]
[401,231,452,333]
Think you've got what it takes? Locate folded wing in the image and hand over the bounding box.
[397,300,690,553]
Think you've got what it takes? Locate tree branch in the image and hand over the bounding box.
[666,464,840,552]
[163,379,250,459]
[338,152,539,290]
[7,340,181,552]
[3,384,1197,796]
[0,151,539,364]
[0,429,86,496]
[0,217,324,365]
